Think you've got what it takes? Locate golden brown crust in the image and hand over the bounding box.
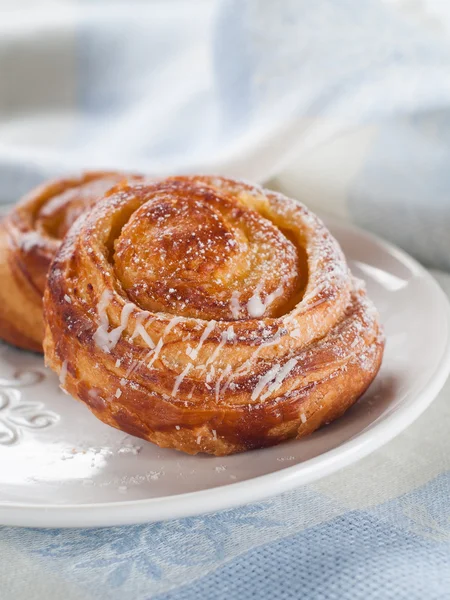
[0,171,141,351]
[43,176,384,455]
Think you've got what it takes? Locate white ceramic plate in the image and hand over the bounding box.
[0,216,449,528]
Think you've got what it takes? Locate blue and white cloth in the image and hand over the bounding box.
[1,0,450,598]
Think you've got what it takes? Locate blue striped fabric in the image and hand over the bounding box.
[155,474,450,600]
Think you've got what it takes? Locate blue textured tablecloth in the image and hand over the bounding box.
[1,1,450,598]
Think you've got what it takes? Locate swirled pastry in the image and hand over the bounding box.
[0,171,140,352]
[44,176,384,455]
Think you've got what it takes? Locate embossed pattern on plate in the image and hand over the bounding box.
[0,370,57,446]
[0,216,449,528]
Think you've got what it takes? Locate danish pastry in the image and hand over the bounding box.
[43,176,384,455]
[0,171,139,351]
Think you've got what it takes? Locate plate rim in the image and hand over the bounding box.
[1,215,450,528]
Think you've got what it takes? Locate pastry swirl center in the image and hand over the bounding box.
[112,186,301,320]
